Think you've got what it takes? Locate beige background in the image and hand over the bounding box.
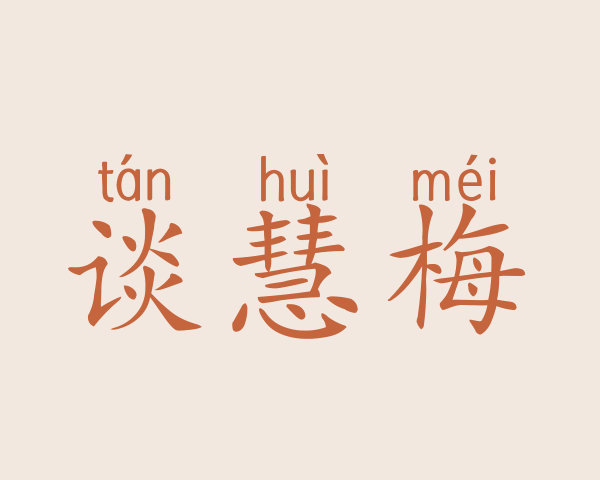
[1,1,598,479]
